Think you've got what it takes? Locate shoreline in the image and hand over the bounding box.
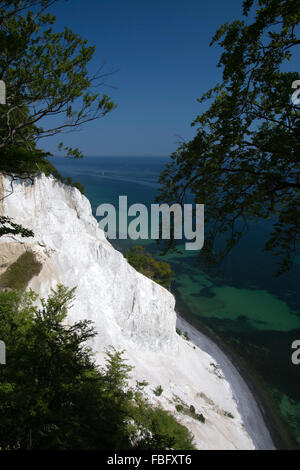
[111,240,281,449]
[176,312,276,450]
[174,295,287,450]
[108,243,286,448]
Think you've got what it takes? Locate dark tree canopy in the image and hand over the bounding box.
[0,0,116,157]
[157,0,300,275]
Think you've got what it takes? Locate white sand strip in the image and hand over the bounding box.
[176,314,276,450]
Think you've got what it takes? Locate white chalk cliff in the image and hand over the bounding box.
[0,173,255,450]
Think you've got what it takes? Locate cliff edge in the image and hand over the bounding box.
[0,173,255,450]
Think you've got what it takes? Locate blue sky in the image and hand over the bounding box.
[39,0,294,157]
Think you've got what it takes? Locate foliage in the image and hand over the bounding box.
[0,145,85,194]
[183,331,190,341]
[0,215,34,238]
[126,246,174,288]
[0,251,42,290]
[0,146,85,240]
[194,412,205,423]
[38,159,85,194]
[175,402,205,423]
[132,406,195,450]
[176,328,190,341]
[153,385,163,397]
[210,362,224,380]
[0,0,116,157]
[175,404,184,412]
[157,0,300,275]
[136,380,149,389]
[64,177,85,195]
[0,0,95,240]
[0,145,50,173]
[0,286,195,450]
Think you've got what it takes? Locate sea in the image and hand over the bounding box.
[51,155,300,449]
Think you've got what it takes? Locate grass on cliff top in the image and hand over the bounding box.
[0,251,42,290]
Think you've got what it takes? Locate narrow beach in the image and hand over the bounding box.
[176,314,276,450]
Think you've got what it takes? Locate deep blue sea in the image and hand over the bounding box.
[51,155,300,448]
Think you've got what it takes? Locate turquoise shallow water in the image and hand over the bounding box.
[51,155,300,448]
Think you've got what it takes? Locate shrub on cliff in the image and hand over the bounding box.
[126,246,174,289]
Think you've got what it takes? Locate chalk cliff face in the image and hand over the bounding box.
[0,173,254,450]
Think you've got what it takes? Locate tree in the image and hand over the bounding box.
[0,285,99,449]
[0,0,112,237]
[0,286,195,450]
[0,0,116,157]
[157,0,300,275]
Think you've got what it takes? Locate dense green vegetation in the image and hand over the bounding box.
[0,145,85,194]
[0,286,195,450]
[0,251,42,290]
[157,0,300,275]
[126,246,174,289]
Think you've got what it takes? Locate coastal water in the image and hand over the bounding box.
[51,155,300,448]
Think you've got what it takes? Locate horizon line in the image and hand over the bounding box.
[50,154,170,158]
